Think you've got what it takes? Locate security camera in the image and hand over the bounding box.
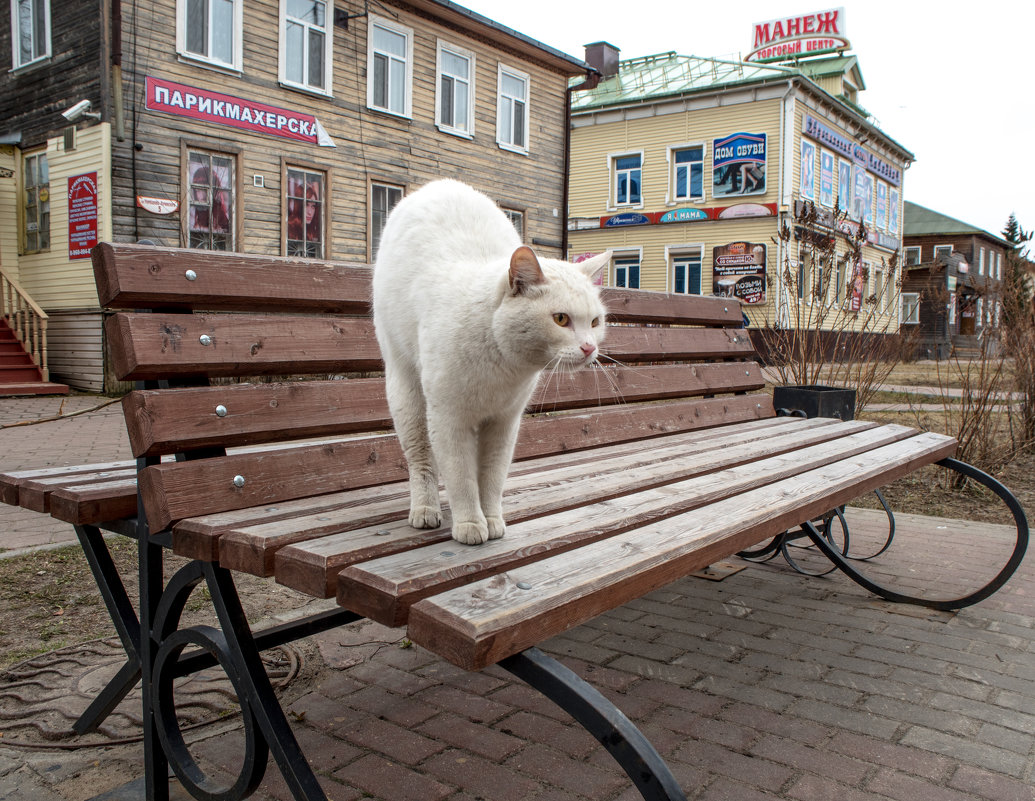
[62,100,101,122]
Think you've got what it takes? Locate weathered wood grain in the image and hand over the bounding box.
[405,432,958,670]
[48,479,139,525]
[600,288,744,326]
[335,424,918,624]
[18,468,137,513]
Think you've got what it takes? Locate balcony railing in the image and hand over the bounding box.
[1,267,49,381]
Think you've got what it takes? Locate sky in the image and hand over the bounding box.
[458,0,1035,241]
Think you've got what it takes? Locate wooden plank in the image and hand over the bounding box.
[601,288,744,326]
[0,461,136,507]
[335,424,919,624]
[239,418,838,582]
[123,378,392,458]
[150,392,777,536]
[173,416,799,562]
[104,312,382,381]
[48,479,139,525]
[92,243,372,313]
[18,468,136,513]
[599,327,755,363]
[404,432,959,670]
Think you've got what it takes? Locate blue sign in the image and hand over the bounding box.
[659,208,709,223]
[604,213,650,227]
[713,132,767,198]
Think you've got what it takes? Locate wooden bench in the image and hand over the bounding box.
[1,242,1028,801]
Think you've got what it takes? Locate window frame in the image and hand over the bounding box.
[367,14,414,119]
[282,160,329,259]
[182,143,241,251]
[279,0,334,96]
[611,251,642,290]
[903,246,921,266]
[369,179,405,260]
[435,40,475,138]
[176,0,244,73]
[609,150,644,209]
[901,291,920,325]
[933,244,953,261]
[501,207,525,241]
[496,63,530,155]
[667,245,705,295]
[667,144,705,204]
[21,148,49,254]
[10,0,51,72]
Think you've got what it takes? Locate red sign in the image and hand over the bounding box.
[747,8,849,62]
[68,172,98,260]
[145,76,332,146]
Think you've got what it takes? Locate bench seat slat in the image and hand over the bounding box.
[600,288,744,326]
[334,423,921,624]
[18,468,137,513]
[404,431,958,670]
[105,313,382,381]
[0,460,138,505]
[49,478,140,525]
[171,416,798,562]
[223,418,840,580]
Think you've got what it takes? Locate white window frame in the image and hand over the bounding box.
[609,248,642,289]
[435,40,475,138]
[903,246,921,266]
[10,0,51,71]
[666,245,705,295]
[369,180,404,259]
[176,0,244,73]
[607,150,644,210]
[501,207,524,241]
[933,244,953,261]
[367,14,414,119]
[496,64,530,155]
[667,144,705,204]
[901,292,920,324]
[279,0,334,96]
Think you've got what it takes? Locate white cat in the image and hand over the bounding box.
[372,180,611,545]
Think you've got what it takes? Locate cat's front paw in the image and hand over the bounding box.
[409,505,442,529]
[485,516,506,540]
[452,520,489,545]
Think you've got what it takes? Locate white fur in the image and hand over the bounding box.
[372,180,610,545]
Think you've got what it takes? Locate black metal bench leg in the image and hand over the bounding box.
[72,524,141,735]
[500,647,687,801]
[803,457,1029,610]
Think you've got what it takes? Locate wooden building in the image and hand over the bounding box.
[901,201,1011,359]
[1,0,590,391]
[567,42,912,342]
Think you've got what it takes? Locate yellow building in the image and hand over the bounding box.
[568,44,913,337]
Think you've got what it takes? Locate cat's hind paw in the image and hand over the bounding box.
[409,505,442,529]
[452,520,489,545]
[485,516,506,540]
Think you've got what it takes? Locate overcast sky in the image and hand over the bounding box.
[459,0,1034,242]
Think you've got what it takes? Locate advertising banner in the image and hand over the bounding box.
[67,172,98,260]
[712,132,767,198]
[747,8,848,62]
[713,241,767,304]
[145,76,335,147]
[800,140,816,201]
[819,150,835,208]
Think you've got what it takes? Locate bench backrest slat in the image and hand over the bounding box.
[93,243,772,535]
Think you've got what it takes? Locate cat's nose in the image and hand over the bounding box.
[580,342,596,357]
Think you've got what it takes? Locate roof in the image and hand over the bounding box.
[416,0,590,75]
[903,201,1010,246]
[796,55,866,91]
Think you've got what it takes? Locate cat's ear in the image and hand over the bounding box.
[576,250,612,284]
[509,246,546,295]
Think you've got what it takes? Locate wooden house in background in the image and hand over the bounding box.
[1,0,591,391]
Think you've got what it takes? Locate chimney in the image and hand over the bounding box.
[584,41,620,79]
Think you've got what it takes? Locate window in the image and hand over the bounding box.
[178,0,242,71]
[901,292,920,324]
[281,0,332,93]
[187,149,235,251]
[671,146,704,202]
[11,0,50,69]
[903,246,921,266]
[497,65,529,153]
[934,244,953,261]
[613,154,642,206]
[368,16,413,117]
[502,208,524,240]
[437,42,474,136]
[370,182,403,257]
[873,263,885,312]
[978,247,985,276]
[997,252,1003,280]
[614,257,640,289]
[22,150,49,252]
[672,252,702,295]
[285,167,325,258]
[835,256,847,304]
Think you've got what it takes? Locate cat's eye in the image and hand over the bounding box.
[591,317,601,328]
[553,313,571,327]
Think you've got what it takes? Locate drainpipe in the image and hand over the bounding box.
[775,79,795,328]
[112,0,125,141]
[562,69,600,256]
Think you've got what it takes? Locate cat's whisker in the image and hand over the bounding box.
[593,361,627,406]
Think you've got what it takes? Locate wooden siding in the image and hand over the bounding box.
[16,125,112,311]
[45,311,105,392]
[0,147,18,280]
[113,0,579,261]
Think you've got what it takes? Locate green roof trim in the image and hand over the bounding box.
[903,201,1010,246]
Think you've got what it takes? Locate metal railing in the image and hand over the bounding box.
[0,267,49,381]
